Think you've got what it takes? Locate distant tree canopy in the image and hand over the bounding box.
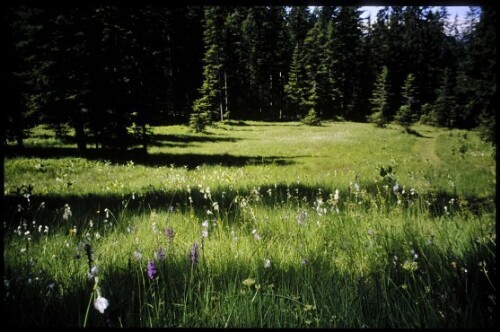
[4,5,496,149]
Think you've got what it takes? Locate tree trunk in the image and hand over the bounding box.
[16,135,24,149]
[74,118,86,153]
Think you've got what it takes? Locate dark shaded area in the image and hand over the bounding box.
[150,133,238,144]
[405,128,431,138]
[2,221,496,328]
[3,146,296,168]
[57,133,240,147]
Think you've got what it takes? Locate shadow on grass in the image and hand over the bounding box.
[3,146,296,168]
[3,227,496,328]
[405,128,431,138]
[148,133,239,148]
[55,131,241,147]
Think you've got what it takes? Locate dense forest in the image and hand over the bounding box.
[3,6,497,150]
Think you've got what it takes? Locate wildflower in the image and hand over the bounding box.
[231,229,238,242]
[134,250,142,260]
[20,248,26,254]
[354,177,360,192]
[89,220,93,228]
[295,211,308,226]
[38,225,43,233]
[152,222,159,234]
[367,229,374,236]
[202,220,209,228]
[88,266,99,280]
[393,182,400,195]
[314,198,327,216]
[264,258,271,269]
[201,229,209,238]
[189,243,199,265]
[147,260,158,280]
[69,227,77,236]
[334,189,340,201]
[165,227,175,240]
[104,208,110,219]
[402,260,418,272]
[155,248,166,261]
[251,229,261,241]
[212,202,219,211]
[4,279,10,289]
[304,304,316,312]
[62,204,72,221]
[301,257,309,266]
[94,296,109,314]
[242,278,256,287]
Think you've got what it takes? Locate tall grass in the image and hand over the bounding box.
[3,121,495,327]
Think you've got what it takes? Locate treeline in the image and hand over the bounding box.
[4,6,496,151]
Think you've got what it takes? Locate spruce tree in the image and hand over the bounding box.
[368,66,390,127]
[433,68,458,128]
[192,7,226,130]
[395,73,419,131]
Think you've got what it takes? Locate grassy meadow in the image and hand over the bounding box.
[3,121,496,327]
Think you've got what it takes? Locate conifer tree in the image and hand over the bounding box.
[192,7,226,130]
[368,66,390,127]
[395,73,419,131]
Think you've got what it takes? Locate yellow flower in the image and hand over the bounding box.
[242,278,256,287]
[69,228,77,236]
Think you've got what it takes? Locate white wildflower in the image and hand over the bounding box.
[264,258,271,269]
[62,204,72,221]
[94,296,109,314]
[252,229,261,241]
[334,189,340,201]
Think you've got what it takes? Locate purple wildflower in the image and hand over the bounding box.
[165,227,175,240]
[189,242,199,265]
[155,248,166,261]
[147,260,158,280]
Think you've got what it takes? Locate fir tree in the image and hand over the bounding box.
[368,66,390,127]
